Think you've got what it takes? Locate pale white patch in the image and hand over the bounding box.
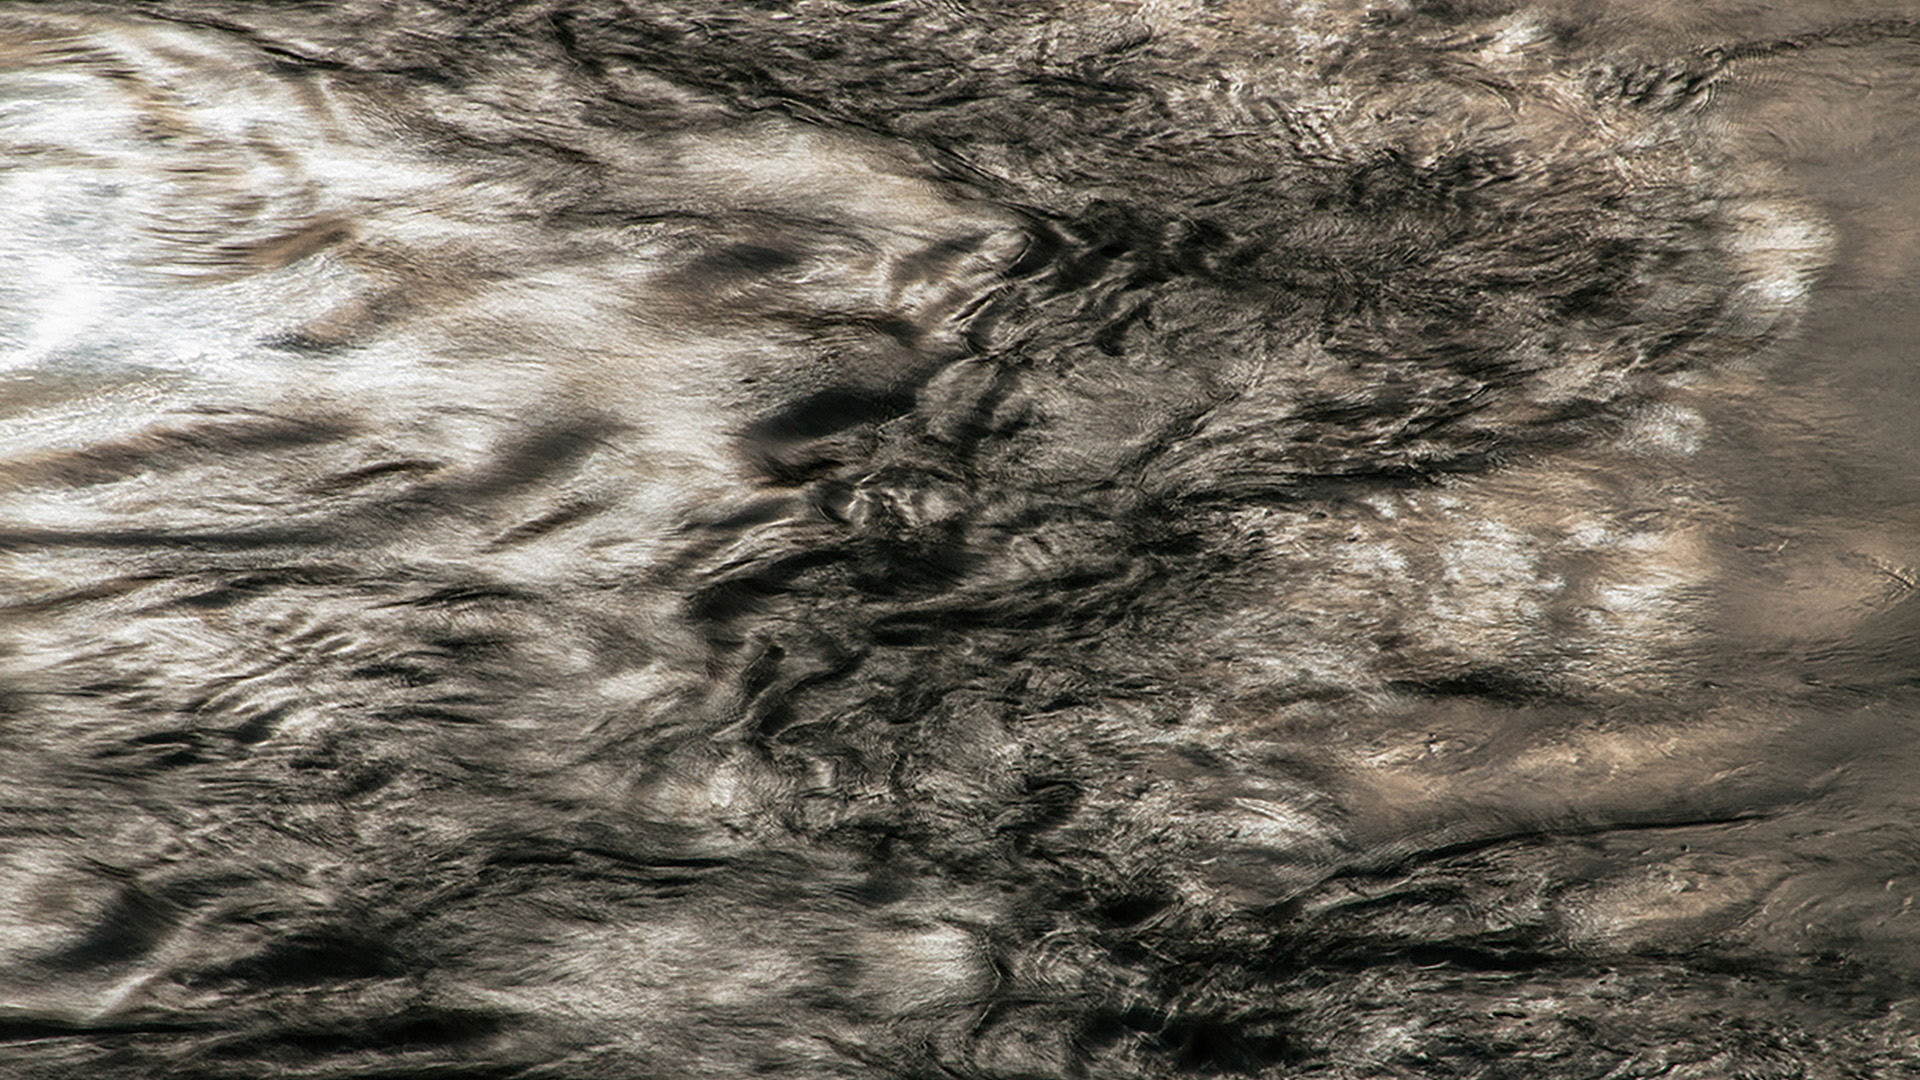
[1230,796,1340,848]
[1618,403,1706,457]
[1720,195,1835,335]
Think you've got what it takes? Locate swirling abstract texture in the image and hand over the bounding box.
[1,2,1917,1077]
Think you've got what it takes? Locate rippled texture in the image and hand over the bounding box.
[0,2,1916,1077]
